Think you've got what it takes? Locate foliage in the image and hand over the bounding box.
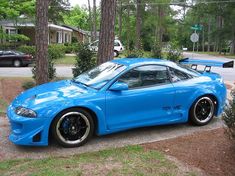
[72,44,96,77]
[22,80,35,90]
[49,0,70,24]
[222,90,235,139]
[64,43,81,53]
[63,5,89,30]
[18,45,36,56]
[166,42,182,62]
[152,42,162,58]
[48,44,66,60]
[125,49,144,58]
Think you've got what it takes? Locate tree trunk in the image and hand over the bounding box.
[126,0,130,51]
[207,17,211,52]
[202,25,205,52]
[88,0,93,42]
[118,0,123,40]
[35,0,49,85]
[230,24,235,55]
[93,0,97,41]
[135,0,141,50]
[97,0,116,64]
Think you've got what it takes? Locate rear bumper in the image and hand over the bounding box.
[22,60,34,66]
[7,105,49,146]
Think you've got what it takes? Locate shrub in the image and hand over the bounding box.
[72,44,96,77]
[32,58,56,81]
[64,43,80,53]
[22,80,36,90]
[152,42,162,58]
[126,49,144,58]
[166,42,182,62]
[18,45,36,57]
[222,90,235,139]
[48,44,66,60]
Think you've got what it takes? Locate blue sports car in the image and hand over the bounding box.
[7,58,230,147]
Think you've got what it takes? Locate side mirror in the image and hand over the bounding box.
[109,82,128,91]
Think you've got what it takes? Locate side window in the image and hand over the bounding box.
[169,67,191,82]
[118,65,170,89]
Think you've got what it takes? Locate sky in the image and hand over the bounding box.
[69,0,101,7]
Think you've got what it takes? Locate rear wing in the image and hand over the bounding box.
[179,58,234,72]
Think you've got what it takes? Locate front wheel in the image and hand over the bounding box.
[51,108,94,147]
[13,59,21,67]
[189,96,215,126]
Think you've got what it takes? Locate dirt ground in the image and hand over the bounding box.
[143,128,235,176]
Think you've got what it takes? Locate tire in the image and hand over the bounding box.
[51,108,94,148]
[114,50,119,57]
[13,59,21,67]
[189,96,215,126]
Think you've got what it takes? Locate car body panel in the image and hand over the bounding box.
[7,58,227,146]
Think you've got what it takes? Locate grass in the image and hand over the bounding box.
[0,98,7,114]
[196,51,235,59]
[54,55,76,65]
[0,145,190,176]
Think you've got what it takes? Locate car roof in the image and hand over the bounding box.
[111,58,175,67]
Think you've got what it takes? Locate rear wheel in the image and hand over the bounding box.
[189,96,215,126]
[51,108,94,147]
[13,59,21,67]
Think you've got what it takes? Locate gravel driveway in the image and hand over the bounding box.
[0,115,224,161]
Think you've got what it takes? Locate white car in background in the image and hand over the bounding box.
[89,39,125,57]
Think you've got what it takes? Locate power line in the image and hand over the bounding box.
[121,0,235,6]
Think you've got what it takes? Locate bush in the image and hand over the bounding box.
[18,45,36,57]
[22,80,36,90]
[222,90,235,139]
[64,43,80,53]
[48,44,66,60]
[72,44,96,77]
[166,42,182,62]
[126,49,144,58]
[152,42,162,58]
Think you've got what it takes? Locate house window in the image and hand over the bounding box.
[5,28,18,42]
[56,31,62,43]
[64,33,68,43]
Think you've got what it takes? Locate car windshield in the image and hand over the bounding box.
[73,62,126,89]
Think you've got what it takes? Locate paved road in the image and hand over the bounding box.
[0,65,73,78]
[0,52,234,81]
[183,52,235,81]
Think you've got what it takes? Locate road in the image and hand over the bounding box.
[0,52,234,81]
[183,52,235,81]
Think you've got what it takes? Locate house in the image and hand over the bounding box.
[0,21,73,45]
[62,25,87,43]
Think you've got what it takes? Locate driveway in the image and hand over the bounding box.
[0,115,224,161]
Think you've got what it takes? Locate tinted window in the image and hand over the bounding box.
[118,65,170,89]
[169,67,191,82]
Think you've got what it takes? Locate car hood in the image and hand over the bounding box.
[12,80,95,109]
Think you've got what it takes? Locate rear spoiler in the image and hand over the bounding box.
[179,58,234,72]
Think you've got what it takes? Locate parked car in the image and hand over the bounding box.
[89,39,125,57]
[0,50,34,67]
[7,58,229,147]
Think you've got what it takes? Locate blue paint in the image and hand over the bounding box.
[7,58,227,146]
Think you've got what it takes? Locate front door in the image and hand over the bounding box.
[106,65,175,130]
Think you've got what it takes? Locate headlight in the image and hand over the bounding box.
[15,106,37,118]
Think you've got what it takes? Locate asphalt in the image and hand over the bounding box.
[0,52,234,81]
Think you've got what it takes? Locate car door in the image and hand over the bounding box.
[0,51,13,66]
[168,67,198,120]
[105,65,176,130]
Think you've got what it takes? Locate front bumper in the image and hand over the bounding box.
[7,105,50,146]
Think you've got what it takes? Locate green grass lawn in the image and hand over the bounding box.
[196,51,235,59]
[0,145,195,176]
[54,55,76,65]
[0,98,7,115]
